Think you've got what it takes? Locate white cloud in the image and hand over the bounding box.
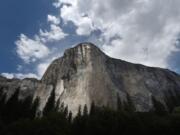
[16,13,67,64]
[1,73,14,79]
[40,24,68,42]
[60,2,95,36]
[47,15,60,25]
[16,34,50,63]
[12,1,69,79]
[1,73,39,79]
[2,54,61,79]
[76,17,94,35]
[12,0,180,79]
[55,0,180,68]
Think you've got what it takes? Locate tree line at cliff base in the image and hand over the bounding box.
[0,87,180,135]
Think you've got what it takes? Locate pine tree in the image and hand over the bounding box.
[30,97,40,119]
[152,96,167,116]
[164,90,174,113]
[117,94,122,111]
[0,92,6,122]
[63,106,69,118]
[90,101,96,115]
[21,96,33,119]
[4,88,20,123]
[77,105,82,117]
[0,88,3,98]
[0,93,6,112]
[60,102,65,113]
[43,88,56,116]
[165,89,180,113]
[55,98,60,112]
[83,104,88,116]
[174,89,180,106]
[68,111,72,123]
[124,93,135,112]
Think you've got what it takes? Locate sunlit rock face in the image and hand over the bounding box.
[1,43,180,115]
[40,43,180,114]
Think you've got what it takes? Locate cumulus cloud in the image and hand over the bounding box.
[55,0,180,68]
[16,12,67,64]
[16,34,50,63]
[14,9,68,79]
[60,2,95,36]
[1,73,39,79]
[12,0,180,79]
[47,15,60,25]
[2,54,61,79]
[40,24,68,43]
[1,73,14,79]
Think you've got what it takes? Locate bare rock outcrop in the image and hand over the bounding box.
[39,43,180,114]
[1,43,180,115]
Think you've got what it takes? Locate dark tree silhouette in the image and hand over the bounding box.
[124,93,135,112]
[83,104,88,116]
[30,97,40,119]
[0,92,6,113]
[77,105,82,118]
[4,88,20,123]
[117,94,123,111]
[43,89,56,116]
[63,106,69,118]
[55,97,60,112]
[90,101,96,115]
[68,111,72,123]
[20,96,33,119]
[152,96,167,115]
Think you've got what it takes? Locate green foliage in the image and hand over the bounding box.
[172,106,180,114]
[1,113,71,135]
[0,88,39,125]
[0,88,180,135]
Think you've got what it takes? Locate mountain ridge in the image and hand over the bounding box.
[1,42,180,115]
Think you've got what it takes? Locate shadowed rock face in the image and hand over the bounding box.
[1,43,180,114]
[0,77,40,99]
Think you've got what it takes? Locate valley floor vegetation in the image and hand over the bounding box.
[0,87,180,135]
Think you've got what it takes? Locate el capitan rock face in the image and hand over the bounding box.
[1,43,180,114]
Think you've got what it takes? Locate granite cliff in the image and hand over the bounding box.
[1,43,180,114]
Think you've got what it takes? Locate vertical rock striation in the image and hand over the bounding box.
[39,43,180,114]
[1,43,180,115]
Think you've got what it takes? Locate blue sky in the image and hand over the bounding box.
[1,0,180,79]
[0,0,54,74]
